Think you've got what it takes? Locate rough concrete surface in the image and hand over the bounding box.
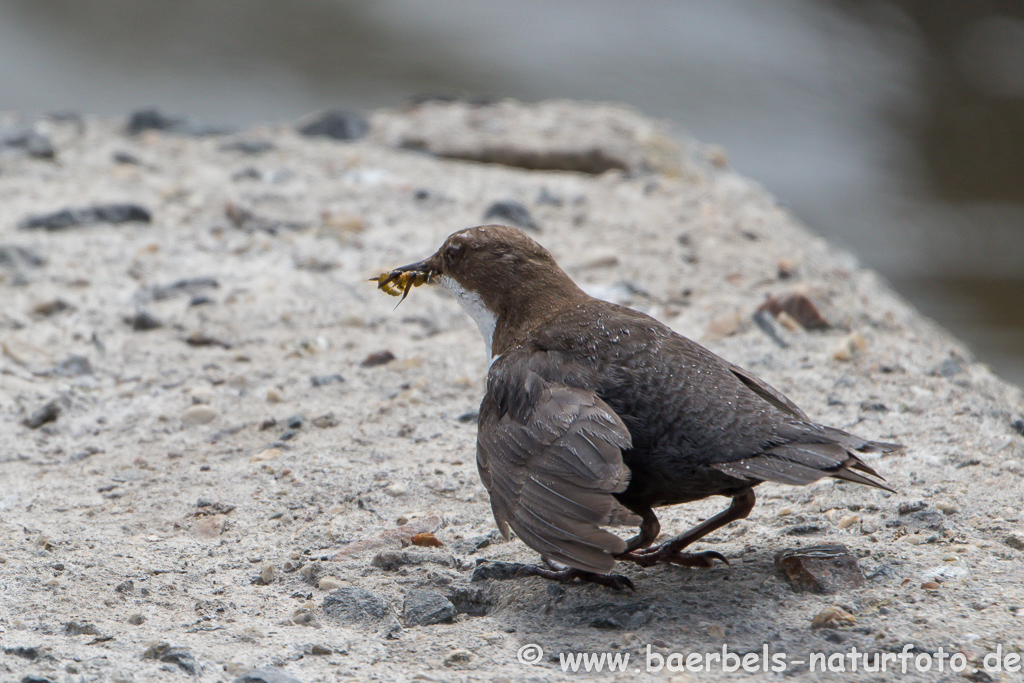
[1,100,1022,682]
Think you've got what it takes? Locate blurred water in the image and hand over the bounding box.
[0,0,1021,384]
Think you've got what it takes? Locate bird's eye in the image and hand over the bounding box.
[443,244,463,266]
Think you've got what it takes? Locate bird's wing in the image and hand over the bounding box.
[728,364,809,420]
[477,353,632,573]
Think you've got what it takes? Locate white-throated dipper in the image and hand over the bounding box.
[375,225,897,589]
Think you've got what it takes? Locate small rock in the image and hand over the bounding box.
[832,332,867,361]
[751,308,789,348]
[310,374,345,387]
[0,245,46,270]
[297,110,369,140]
[64,621,101,636]
[457,411,478,424]
[23,399,62,429]
[446,586,495,616]
[127,108,183,134]
[1004,534,1024,551]
[21,675,57,683]
[930,356,966,377]
[3,129,55,159]
[837,514,858,529]
[936,502,959,515]
[53,355,93,378]
[312,412,338,428]
[810,606,855,629]
[402,589,456,626]
[141,643,198,676]
[370,549,456,571]
[483,200,539,231]
[253,448,286,464]
[1011,417,1024,436]
[266,388,284,403]
[758,292,830,330]
[571,601,659,630]
[921,581,941,590]
[921,564,969,583]
[361,350,396,367]
[182,405,218,427]
[775,545,865,594]
[321,587,401,636]
[706,310,741,339]
[384,483,408,497]
[333,516,442,558]
[220,139,274,155]
[233,666,305,683]
[31,299,72,316]
[185,330,232,348]
[898,501,927,515]
[256,564,275,585]
[444,649,474,667]
[318,576,343,591]
[20,204,151,231]
[859,517,880,534]
[127,614,145,625]
[193,514,228,537]
[127,309,162,331]
[145,277,219,302]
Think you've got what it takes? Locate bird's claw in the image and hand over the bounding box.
[617,548,728,569]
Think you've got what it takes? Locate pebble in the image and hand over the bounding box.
[706,310,741,339]
[253,448,286,464]
[444,649,474,667]
[757,291,830,330]
[832,332,867,361]
[362,350,396,367]
[318,576,343,591]
[193,514,228,537]
[370,549,456,571]
[127,309,163,331]
[256,563,275,585]
[810,606,855,629]
[146,276,219,302]
[233,667,305,683]
[310,374,345,387]
[266,388,284,403]
[182,405,219,426]
[23,400,62,429]
[471,561,531,582]
[775,545,865,594]
[19,203,151,231]
[402,589,456,626]
[385,483,408,497]
[837,514,859,529]
[126,108,183,134]
[936,502,960,515]
[31,298,72,316]
[142,643,198,676]
[297,110,369,140]
[1004,534,1024,551]
[482,200,539,231]
[312,412,338,428]
[1000,459,1023,474]
[127,614,145,625]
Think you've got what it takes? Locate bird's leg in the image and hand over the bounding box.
[618,488,756,568]
[621,507,660,553]
[515,560,635,591]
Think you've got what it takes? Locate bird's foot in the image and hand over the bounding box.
[516,564,635,591]
[617,546,728,569]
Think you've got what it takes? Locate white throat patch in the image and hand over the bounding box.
[439,275,497,359]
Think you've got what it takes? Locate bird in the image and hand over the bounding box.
[374,224,898,589]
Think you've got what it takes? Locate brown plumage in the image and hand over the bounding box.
[376,225,899,580]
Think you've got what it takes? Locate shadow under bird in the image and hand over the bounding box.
[374,225,898,589]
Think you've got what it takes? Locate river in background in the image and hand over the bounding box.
[1,0,1022,385]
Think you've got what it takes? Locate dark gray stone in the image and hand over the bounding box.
[141,642,198,675]
[446,585,495,616]
[371,549,456,571]
[402,589,456,626]
[23,400,61,429]
[297,110,368,140]
[311,374,345,387]
[220,139,274,155]
[0,245,46,270]
[144,276,219,302]
[570,601,659,630]
[19,204,151,231]
[127,309,163,331]
[321,587,400,636]
[233,666,304,683]
[482,200,539,231]
[53,356,93,378]
[471,560,530,582]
